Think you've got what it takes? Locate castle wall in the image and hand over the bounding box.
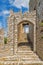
[29,23,34,44]
[36,0,43,60]
[7,10,36,54]
[29,0,36,12]
[7,11,15,55]
[0,29,4,49]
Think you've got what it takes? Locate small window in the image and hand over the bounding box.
[23,23,29,34]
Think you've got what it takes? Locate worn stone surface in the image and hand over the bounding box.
[36,0,43,60]
[29,0,43,60]
[0,50,42,65]
[29,0,36,11]
[0,29,4,49]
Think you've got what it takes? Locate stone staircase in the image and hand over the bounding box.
[17,45,40,62]
[0,46,43,65]
[17,51,40,61]
[0,51,42,65]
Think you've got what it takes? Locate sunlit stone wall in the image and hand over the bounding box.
[7,10,36,54]
[0,28,4,49]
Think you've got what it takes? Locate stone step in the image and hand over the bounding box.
[0,61,42,65]
[18,46,32,51]
[18,48,31,50]
[17,50,33,52]
[17,55,39,58]
[18,48,31,49]
[21,58,40,61]
[17,52,34,55]
[17,53,36,56]
[0,56,40,61]
[17,52,37,55]
[17,55,40,61]
[19,46,32,47]
[18,46,31,48]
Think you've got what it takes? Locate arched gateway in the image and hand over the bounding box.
[17,20,34,51]
[8,10,36,53]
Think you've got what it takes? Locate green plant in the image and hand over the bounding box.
[39,22,43,26]
[4,37,7,44]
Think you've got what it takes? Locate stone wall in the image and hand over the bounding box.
[36,0,43,60]
[0,28,4,49]
[7,10,15,55]
[29,0,36,12]
[29,23,34,44]
[7,10,36,53]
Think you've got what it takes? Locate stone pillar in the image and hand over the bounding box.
[14,20,18,54]
[34,24,36,52]
[0,29,4,49]
[7,15,14,55]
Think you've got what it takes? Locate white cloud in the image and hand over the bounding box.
[9,0,30,9]
[3,10,10,15]
[9,0,15,4]
[0,10,9,16]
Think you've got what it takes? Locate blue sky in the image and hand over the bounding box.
[0,0,30,36]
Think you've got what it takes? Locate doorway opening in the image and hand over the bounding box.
[17,21,34,51]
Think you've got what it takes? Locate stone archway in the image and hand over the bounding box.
[17,20,35,51]
[14,19,36,53]
[7,11,36,54]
